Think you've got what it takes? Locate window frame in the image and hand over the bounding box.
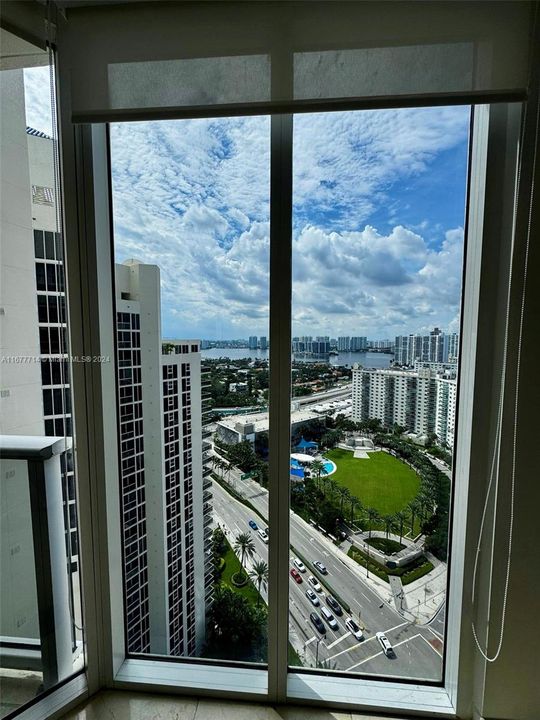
[59,99,524,717]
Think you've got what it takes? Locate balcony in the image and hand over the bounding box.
[0,436,84,712]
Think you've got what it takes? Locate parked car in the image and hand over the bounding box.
[376,631,394,656]
[310,612,326,634]
[320,606,339,630]
[305,588,320,606]
[293,557,306,572]
[290,568,303,583]
[314,560,328,574]
[248,519,258,530]
[325,595,343,616]
[308,575,322,592]
[345,617,364,641]
[257,527,268,543]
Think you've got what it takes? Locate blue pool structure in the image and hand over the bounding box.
[323,459,337,476]
[290,456,337,480]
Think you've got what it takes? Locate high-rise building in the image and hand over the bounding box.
[394,328,459,365]
[337,336,350,351]
[115,260,211,656]
[350,336,368,352]
[259,336,267,350]
[351,364,457,448]
[249,335,258,349]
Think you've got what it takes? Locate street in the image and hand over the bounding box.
[211,474,443,680]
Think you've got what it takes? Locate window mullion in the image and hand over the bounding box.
[267,113,293,703]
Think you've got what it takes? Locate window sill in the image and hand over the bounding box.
[114,659,268,699]
[287,672,455,717]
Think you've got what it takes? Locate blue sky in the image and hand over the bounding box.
[24,67,470,341]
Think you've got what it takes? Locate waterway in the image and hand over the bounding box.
[201,348,393,369]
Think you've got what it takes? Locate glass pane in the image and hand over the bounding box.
[110,115,270,663]
[0,35,84,717]
[289,107,469,680]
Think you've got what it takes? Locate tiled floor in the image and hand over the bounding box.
[60,690,404,720]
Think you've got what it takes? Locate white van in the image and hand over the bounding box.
[257,527,268,544]
[320,606,338,630]
[376,632,394,656]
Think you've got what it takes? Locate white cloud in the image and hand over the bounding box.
[23,66,53,135]
[106,108,468,339]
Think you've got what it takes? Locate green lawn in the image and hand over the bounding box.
[220,542,261,606]
[325,449,420,515]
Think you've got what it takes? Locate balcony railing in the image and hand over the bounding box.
[0,435,82,690]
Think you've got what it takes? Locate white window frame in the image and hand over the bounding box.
[57,98,526,718]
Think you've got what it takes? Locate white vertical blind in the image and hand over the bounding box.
[56,1,533,120]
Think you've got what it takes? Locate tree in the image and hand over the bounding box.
[249,560,269,606]
[326,477,338,500]
[337,485,351,516]
[350,495,362,524]
[383,514,397,540]
[408,500,420,535]
[207,585,267,661]
[321,429,343,449]
[211,527,227,558]
[394,510,408,543]
[234,532,255,573]
[366,507,380,539]
[310,459,325,491]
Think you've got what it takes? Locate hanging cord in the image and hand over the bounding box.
[470,97,538,663]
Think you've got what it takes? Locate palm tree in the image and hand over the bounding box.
[320,468,330,497]
[394,510,408,543]
[383,514,397,540]
[350,495,362,524]
[327,477,338,500]
[249,560,268,606]
[234,532,255,573]
[337,486,351,516]
[408,500,420,535]
[366,507,380,539]
[310,459,324,491]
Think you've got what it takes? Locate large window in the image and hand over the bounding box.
[109,116,271,664]
[105,104,469,690]
[288,107,469,680]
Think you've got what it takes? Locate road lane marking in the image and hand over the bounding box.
[326,632,351,650]
[420,632,443,658]
[427,624,444,640]
[346,649,383,670]
[305,636,317,647]
[345,633,422,671]
[327,641,363,661]
[384,620,409,635]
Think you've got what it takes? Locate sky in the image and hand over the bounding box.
[24,67,470,341]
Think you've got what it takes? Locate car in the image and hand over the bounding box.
[305,588,320,606]
[376,631,394,656]
[257,527,268,543]
[309,612,326,634]
[248,519,258,530]
[308,575,322,592]
[290,568,303,583]
[320,606,339,630]
[325,595,343,616]
[293,557,306,572]
[313,560,328,574]
[345,617,364,641]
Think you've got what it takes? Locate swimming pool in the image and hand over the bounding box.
[323,459,337,475]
